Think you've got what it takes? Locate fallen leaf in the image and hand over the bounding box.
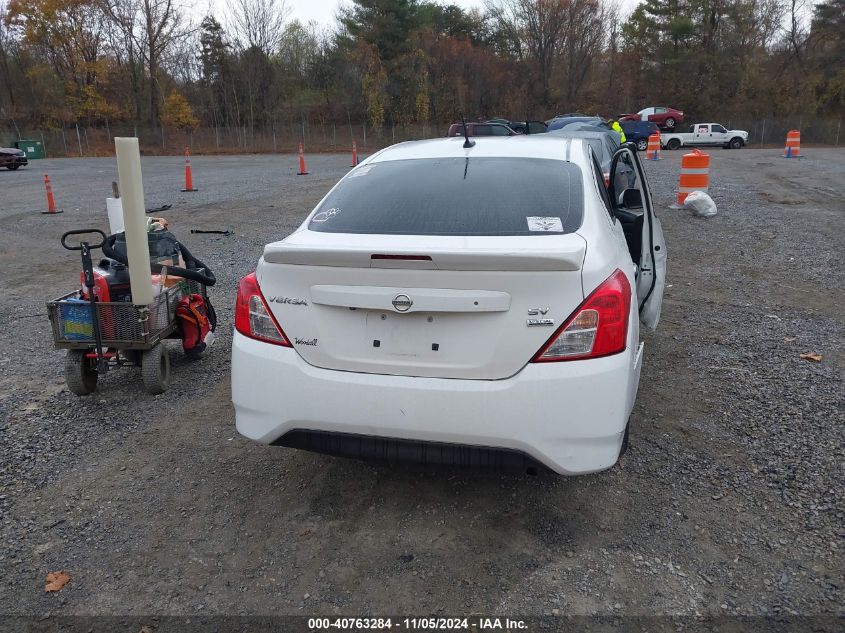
[45,571,70,592]
[799,352,822,362]
[783,337,795,342]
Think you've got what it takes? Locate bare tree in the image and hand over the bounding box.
[486,0,606,106]
[100,0,187,125]
[0,3,18,108]
[228,0,290,55]
[785,0,809,64]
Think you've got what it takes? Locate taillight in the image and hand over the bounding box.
[234,272,292,346]
[603,172,610,187]
[532,269,631,362]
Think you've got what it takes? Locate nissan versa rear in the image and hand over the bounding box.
[231,137,666,474]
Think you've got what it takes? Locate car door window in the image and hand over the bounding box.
[472,125,491,135]
[654,107,666,114]
[490,125,511,136]
[713,124,726,133]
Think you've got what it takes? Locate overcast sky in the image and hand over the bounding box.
[194,0,643,30]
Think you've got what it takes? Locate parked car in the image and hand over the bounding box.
[565,121,623,145]
[621,120,661,151]
[486,119,548,134]
[0,147,28,170]
[620,106,684,130]
[547,126,633,192]
[231,136,667,475]
[447,122,516,137]
[546,113,589,123]
[547,116,611,132]
[660,123,748,150]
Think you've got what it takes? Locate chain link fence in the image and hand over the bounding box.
[705,117,842,147]
[0,121,441,158]
[2,117,842,158]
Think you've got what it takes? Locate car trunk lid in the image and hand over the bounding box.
[257,232,586,380]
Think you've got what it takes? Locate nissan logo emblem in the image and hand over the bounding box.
[392,294,413,312]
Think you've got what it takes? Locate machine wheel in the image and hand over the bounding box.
[636,138,648,151]
[141,344,171,395]
[65,350,98,395]
[667,138,681,150]
[664,117,676,129]
[729,137,744,149]
[8,165,20,170]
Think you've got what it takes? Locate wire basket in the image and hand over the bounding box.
[47,282,202,349]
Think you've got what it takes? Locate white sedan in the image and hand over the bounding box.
[231,136,666,475]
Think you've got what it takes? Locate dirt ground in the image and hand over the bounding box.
[0,148,842,627]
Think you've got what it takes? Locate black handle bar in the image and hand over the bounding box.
[61,229,107,251]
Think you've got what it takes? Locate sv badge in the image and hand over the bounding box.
[527,307,550,316]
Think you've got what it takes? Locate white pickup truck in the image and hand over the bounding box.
[660,123,749,150]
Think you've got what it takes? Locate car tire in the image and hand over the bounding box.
[141,343,171,395]
[8,165,19,170]
[65,349,98,396]
[729,137,744,149]
[664,117,676,129]
[636,138,648,151]
[667,138,681,150]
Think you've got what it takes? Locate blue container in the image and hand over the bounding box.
[59,298,94,340]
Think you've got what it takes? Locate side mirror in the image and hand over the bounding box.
[620,188,643,209]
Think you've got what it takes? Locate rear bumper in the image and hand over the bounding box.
[232,332,643,475]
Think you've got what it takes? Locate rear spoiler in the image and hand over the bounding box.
[263,241,586,272]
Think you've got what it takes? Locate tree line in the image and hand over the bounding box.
[0,0,842,140]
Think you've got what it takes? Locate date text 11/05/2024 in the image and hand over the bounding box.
[308,617,528,630]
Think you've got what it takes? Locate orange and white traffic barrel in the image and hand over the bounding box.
[675,148,710,207]
[647,133,661,161]
[783,130,801,158]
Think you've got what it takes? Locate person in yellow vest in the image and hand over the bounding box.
[610,119,627,144]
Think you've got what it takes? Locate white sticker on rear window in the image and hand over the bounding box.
[312,208,340,223]
[526,217,563,232]
[348,165,374,178]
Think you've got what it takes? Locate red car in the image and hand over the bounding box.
[447,122,516,137]
[619,106,684,130]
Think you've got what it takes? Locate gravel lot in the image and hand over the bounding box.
[0,148,842,624]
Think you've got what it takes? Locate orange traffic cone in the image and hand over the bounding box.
[41,174,63,214]
[181,147,198,192]
[351,141,358,167]
[297,142,309,175]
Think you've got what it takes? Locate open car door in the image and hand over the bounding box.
[608,144,667,330]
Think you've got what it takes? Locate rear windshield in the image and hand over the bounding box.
[308,157,583,236]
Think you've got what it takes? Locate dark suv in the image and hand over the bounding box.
[447,122,516,137]
[620,120,660,151]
